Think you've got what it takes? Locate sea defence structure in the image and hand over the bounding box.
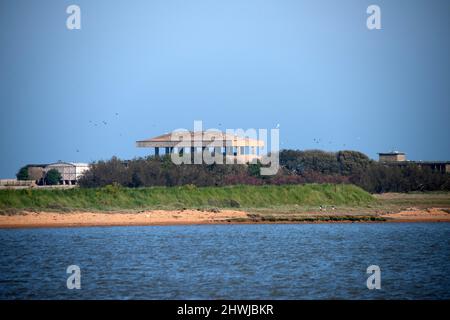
[136,131,265,163]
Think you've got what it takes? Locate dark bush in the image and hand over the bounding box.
[45,169,62,185]
[16,166,29,180]
[78,150,450,193]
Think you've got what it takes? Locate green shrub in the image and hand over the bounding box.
[16,166,29,180]
[45,169,62,185]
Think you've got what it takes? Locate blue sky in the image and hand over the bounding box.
[1,0,449,177]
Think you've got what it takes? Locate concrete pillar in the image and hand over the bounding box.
[251,146,256,155]
[214,147,221,156]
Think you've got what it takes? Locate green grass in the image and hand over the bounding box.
[0,184,375,213]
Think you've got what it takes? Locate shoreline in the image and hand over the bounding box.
[0,208,449,229]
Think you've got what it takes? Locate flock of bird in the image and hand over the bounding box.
[78,112,122,154]
[78,118,357,154]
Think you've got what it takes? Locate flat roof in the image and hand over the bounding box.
[378,152,406,155]
[137,131,265,147]
[47,161,89,167]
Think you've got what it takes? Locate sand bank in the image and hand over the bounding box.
[0,208,449,229]
[0,210,248,229]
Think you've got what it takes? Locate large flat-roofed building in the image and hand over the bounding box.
[137,130,265,163]
[378,151,450,173]
[413,161,450,174]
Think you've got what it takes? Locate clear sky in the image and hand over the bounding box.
[1,0,449,177]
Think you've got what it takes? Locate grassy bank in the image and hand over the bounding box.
[0,184,374,213]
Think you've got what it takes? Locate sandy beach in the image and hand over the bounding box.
[0,209,249,229]
[0,207,449,228]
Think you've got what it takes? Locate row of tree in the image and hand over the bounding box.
[76,150,450,193]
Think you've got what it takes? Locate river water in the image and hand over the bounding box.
[1,223,449,299]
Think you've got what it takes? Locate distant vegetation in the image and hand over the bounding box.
[0,184,373,213]
[16,166,29,180]
[78,150,450,193]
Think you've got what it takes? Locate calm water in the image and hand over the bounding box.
[0,223,449,299]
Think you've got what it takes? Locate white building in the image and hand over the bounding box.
[45,161,90,185]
